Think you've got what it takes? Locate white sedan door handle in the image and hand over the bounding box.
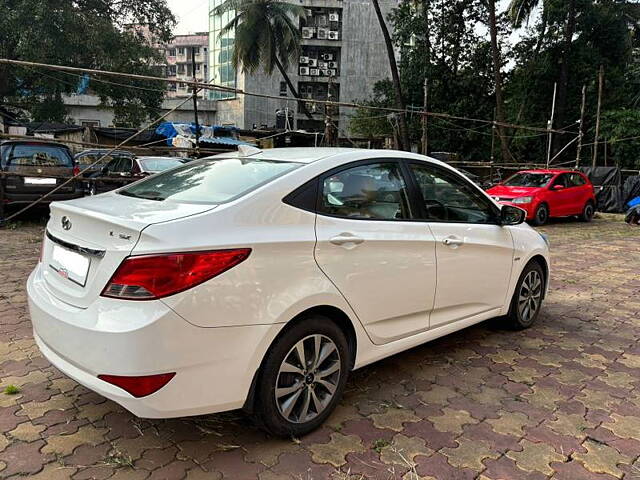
[443,236,464,247]
[330,234,365,246]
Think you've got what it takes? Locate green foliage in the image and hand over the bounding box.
[352,0,640,165]
[597,109,640,169]
[348,81,395,138]
[372,438,391,453]
[0,0,175,125]
[3,385,20,395]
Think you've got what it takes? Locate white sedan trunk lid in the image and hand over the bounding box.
[42,192,217,308]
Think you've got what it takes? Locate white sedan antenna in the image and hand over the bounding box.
[238,145,262,157]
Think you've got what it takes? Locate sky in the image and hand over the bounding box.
[167,0,210,34]
[166,0,536,38]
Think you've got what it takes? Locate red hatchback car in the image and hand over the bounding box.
[486,169,596,225]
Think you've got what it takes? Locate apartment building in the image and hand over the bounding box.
[163,33,210,99]
[208,0,397,132]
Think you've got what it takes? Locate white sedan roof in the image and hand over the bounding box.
[211,147,364,164]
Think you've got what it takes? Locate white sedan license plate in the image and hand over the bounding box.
[25,177,56,185]
[50,245,90,287]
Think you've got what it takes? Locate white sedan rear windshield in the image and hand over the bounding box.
[119,158,301,203]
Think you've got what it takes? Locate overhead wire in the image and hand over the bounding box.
[0,58,578,136]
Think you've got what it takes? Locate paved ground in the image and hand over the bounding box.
[1,214,640,479]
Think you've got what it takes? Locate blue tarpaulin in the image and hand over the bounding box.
[155,122,253,147]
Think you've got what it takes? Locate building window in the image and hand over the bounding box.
[193,47,200,55]
[168,82,177,91]
[196,64,201,72]
[279,81,287,96]
[168,66,177,76]
[168,48,176,56]
[177,64,186,74]
[178,47,185,55]
[209,0,237,99]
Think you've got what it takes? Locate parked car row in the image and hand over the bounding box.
[1,140,598,227]
[0,140,187,206]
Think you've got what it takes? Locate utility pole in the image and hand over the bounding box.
[575,85,586,168]
[546,82,557,168]
[421,79,428,155]
[324,75,337,146]
[593,64,604,168]
[191,46,201,156]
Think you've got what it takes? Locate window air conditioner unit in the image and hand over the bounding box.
[305,9,313,17]
[329,13,340,22]
[324,53,334,61]
[301,27,314,39]
[328,61,338,68]
[308,58,317,67]
[321,69,331,76]
[317,28,328,40]
[328,31,339,40]
[299,66,310,75]
[299,56,309,64]
[318,61,327,69]
[310,68,320,76]
[329,69,337,76]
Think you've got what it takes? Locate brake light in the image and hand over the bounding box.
[101,249,251,300]
[73,165,80,176]
[98,373,176,397]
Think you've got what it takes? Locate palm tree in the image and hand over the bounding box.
[371,0,411,151]
[212,0,312,120]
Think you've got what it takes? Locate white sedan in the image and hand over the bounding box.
[27,147,549,436]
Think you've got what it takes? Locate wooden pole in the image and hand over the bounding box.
[546,82,557,168]
[575,85,586,168]
[593,64,604,168]
[421,78,429,155]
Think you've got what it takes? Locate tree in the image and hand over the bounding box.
[213,0,313,120]
[371,0,411,151]
[598,109,640,169]
[485,0,510,162]
[370,0,494,159]
[0,0,175,126]
[507,0,578,154]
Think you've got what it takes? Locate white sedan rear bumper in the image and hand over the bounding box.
[27,264,282,418]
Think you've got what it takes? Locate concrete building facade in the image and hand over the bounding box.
[63,95,217,128]
[208,0,397,132]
